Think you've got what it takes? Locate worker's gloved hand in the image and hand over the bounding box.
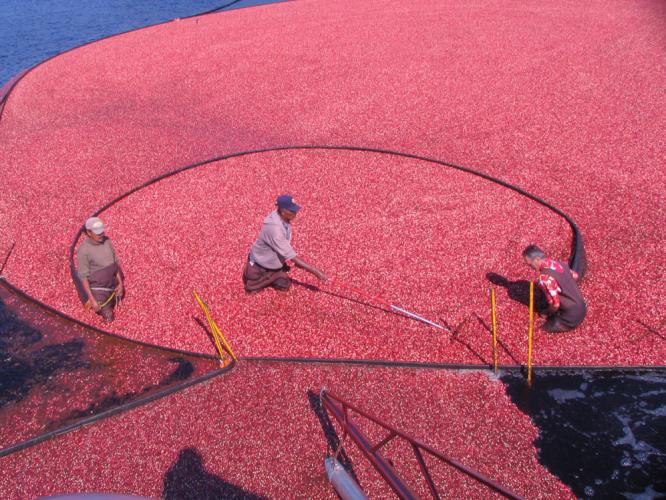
[90,299,101,313]
[115,283,124,298]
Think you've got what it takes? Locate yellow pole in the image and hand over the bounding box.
[491,288,498,373]
[200,296,226,363]
[193,291,237,364]
[211,320,238,361]
[527,281,534,385]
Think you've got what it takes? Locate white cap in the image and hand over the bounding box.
[85,217,105,235]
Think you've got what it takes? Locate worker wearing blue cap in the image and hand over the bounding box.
[244,195,328,293]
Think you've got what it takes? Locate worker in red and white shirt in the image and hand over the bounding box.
[522,244,586,333]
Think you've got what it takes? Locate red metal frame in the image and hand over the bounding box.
[320,390,523,500]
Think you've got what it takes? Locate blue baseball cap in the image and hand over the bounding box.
[276,194,301,213]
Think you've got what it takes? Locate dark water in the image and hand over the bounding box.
[0,0,287,86]
[503,370,666,498]
[0,280,218,454]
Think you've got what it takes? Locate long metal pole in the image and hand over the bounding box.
[331,278,451,332]
[321,390,523,500]
[491,288,498,373]
[390,305,450,332]
[527,282,534,385]
[321,392,418,499]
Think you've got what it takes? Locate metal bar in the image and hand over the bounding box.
[330,278,451,332]
[390,305,450,332]
[197,291,238,361]
[205,312,227,364]
[527,282,534,385]
[334,279,392,308]
[325,456,369,500]
[412,443,440,500]
[419,445,521,499]
[321,392,418,499]
[322,390,523,500]
[372,430,398,452]
[491,288,498,372]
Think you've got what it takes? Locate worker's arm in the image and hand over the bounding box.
[115,270,124,298]
[77,245,100,311]
[292,257,328,283]
[538,275,560,315]
[81,278,101,312]
[264,225,327,282]
[109,241,124,298]
[547,301,560,314]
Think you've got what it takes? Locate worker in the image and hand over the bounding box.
[522,244,586,332]
[244,195,328,293]
[76,217,124,322]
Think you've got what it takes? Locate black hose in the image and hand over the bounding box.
[62,144,589,371]
[70,145,587,289]
[241,355,666,372]
[0,242,15,275]
[4,144,593,380]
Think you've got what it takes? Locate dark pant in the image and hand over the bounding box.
[91,287,116,322]
[543,302,587,333]
[89,263,119,322]
[242,259,291,293]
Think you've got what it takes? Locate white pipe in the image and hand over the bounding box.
[390,305,450,331]
[325,457,368,500]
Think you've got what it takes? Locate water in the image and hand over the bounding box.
[503,370,666,498]
[0,280,219,454]
[1,0,666,496]
[0,0,287,86]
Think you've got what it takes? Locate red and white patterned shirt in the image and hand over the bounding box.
[537,258,579,308]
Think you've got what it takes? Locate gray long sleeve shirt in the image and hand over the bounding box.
[249,210,297,269]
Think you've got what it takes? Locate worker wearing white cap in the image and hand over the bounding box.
[75,217,124,322]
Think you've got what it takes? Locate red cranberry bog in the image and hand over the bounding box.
[1,0,665,498]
